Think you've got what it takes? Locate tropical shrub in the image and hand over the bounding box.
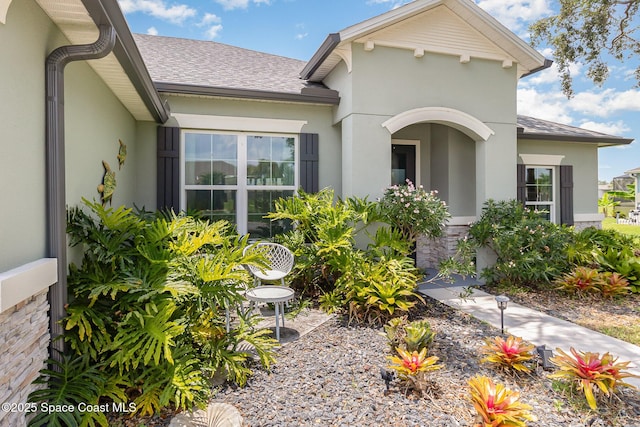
[549,347,639,410]
[468,375,535,427]
[468,200,574,287]
[378,180,450,248]
[595,247,640,293]
[387,347,443,396]
[29,200,278,424]
[598,272,631,298]
[480,335,535,373]
[383,316,435,353]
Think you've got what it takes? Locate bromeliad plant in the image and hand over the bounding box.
[480,335,536,374]
[554,266,600,294]
[468,375,536,427]
[383,316,435,353]
[548,347,639,410]
[387,347,443,396]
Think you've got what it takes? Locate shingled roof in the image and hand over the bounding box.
[517,115,633,146]
[133,34,338,104]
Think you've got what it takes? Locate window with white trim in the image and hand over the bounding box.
[182,130,297,237]
[525,166,555,222]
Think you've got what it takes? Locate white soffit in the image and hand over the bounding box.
[35,0,154,121]
[519,154,565,165]
[0,0,12,24]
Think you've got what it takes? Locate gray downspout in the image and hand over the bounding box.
[45,25,116,357]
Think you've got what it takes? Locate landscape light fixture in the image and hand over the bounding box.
[495,295,510,334]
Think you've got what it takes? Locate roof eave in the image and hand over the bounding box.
[300,33,341,80]
[155,82,340,105]
[517,132,634,147]
[81,0,170,123]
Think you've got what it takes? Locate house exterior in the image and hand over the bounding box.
[625,167,640,208]
[0,0,633,424]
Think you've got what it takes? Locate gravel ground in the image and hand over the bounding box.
[210,298,640,427]
[111,297,640,426]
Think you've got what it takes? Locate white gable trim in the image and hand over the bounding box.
[0,0,13,24]
[382,107,495,141]
[173,113,307,133]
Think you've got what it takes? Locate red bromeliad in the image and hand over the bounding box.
[549,347,639,410]
[468,375,535,427]
[481,335,535,373]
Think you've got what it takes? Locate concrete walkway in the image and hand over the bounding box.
[418,279,640,389]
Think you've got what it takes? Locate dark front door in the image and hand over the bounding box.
[391,144,416,186]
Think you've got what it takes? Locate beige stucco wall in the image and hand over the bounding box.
[0,0,61,272]
[517,139,600,216]
[326,44,518,211]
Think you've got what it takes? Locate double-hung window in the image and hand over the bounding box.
[524,166,555,222]
[183,131,297,237]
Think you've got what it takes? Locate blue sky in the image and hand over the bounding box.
[118,0,640,182]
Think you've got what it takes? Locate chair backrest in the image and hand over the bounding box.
[243,242,294,275]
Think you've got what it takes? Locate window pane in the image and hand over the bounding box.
[247,136,296,186]
[186,190,236,223]
[247,190,293,237]
[185,133,237,185]
[271,137,295,161]
[247,136,270,161]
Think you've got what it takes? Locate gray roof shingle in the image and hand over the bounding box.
[517,115,633,145]
[133,33,313,94]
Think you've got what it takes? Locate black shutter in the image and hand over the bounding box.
[560,164,574,225]
[299,133,319,193]
[157,126,180,212]
[516,163,526,205]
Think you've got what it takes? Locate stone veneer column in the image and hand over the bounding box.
[0,290,50,427]
[416,224,470,269]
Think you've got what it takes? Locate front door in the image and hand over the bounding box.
[391,144,416,186]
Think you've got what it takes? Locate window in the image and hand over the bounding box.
[183,131,297,237]
[525,166,555,222]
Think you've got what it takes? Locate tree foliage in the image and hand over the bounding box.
[530,0,640,96]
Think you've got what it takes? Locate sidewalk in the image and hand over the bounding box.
[418,278,640,389]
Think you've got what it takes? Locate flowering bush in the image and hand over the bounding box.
[378,180,450,244]
[468,200,574,287]
[468,375,535,427]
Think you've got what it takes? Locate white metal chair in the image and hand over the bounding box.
[242,242,294,287]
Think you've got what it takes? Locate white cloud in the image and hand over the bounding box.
[200,13,222,25]
[571,89,640,117]
[366,0,411,9]
[475,0,551,33]
[118,0,196,24]
[146,26,159,35]
[213,0,271,10]
[579,120,630,135]
[204,24,223,39]
[295,32,308,40]
[517,87,574,124]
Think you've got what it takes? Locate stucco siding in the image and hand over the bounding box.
[65,61,140,209]
[518,140,600,215]
[0,0,64,272]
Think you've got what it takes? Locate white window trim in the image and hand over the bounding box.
[173,113,307,134]
[180,129,299,235]
[524,165,557,223]
[519,154,564,166]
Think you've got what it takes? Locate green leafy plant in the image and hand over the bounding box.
[387,347,443,395]
[595,247,640,293]
[548,347,639,410]
[468,200,574,288]
[468,375,535,427]
[54,199,278,421]
[480,335,535,373]
[383,316,435,353]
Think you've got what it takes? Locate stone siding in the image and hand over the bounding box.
[416,224,470,269]
[573,220,602,231]
[0,290,49,427]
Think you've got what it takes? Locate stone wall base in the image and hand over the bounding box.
[0,290,49,427]
[573,220,602,231]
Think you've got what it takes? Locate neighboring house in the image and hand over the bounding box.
[625,167,640,208]
[0,0,633,423]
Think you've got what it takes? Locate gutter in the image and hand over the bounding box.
[45,24,116,356]
[300,33,341,81]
